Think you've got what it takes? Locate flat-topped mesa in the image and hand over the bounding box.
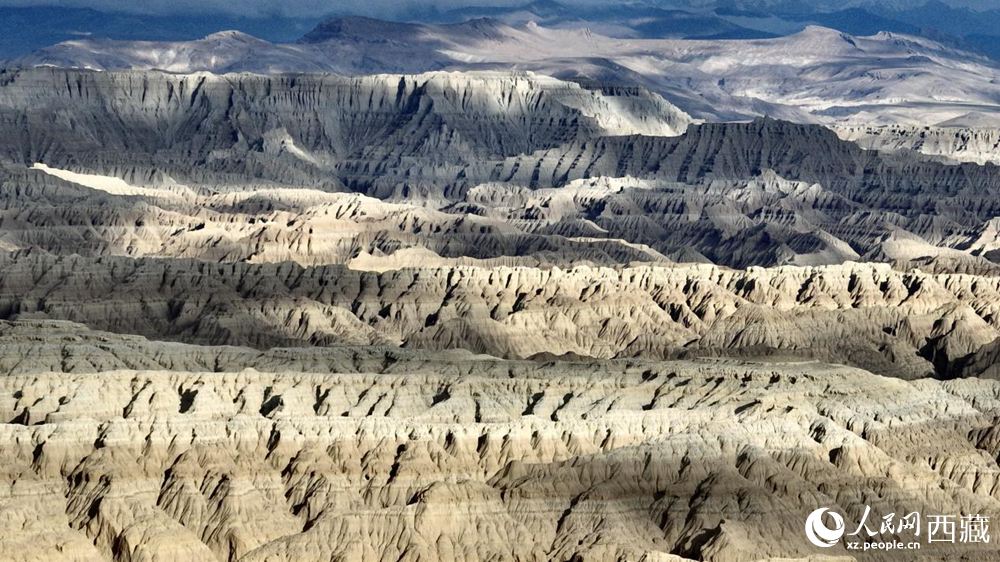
[3,76,1000,274]
[0,68,992,203]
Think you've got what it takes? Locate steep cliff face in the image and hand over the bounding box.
[5,68,990,211]
[0,69,978,200]
[0,69,991,197]
[494,118,1000,198]
[0,157,964,270]
[4,71,1000,272]
[0,68,689,166]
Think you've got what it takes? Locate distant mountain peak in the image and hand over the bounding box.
[297,16,418,44]
[526,0,563,8]
[789,25,865,48]
[202,30,257,42]
[297,16,507,45]
[521,0,566,15]
[796,24,849,37]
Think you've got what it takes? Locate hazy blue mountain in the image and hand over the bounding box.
[714,1,1000,59]
[436,0,775,39]
[878,0,1000,38]
[782,8,920,36]
[5,1,1000,64]
[0,6,323,59]
[434,1,1000,56]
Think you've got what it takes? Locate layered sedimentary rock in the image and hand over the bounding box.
[5,163,672,267]
[0,68,991,204]
[836,125,1000,166]
[1,68,1000,378]
[3,253,1000,379]
[3,57,1000,562]
[2,356,1000,561]
[0,68,688,178]
[4,78,1000,269]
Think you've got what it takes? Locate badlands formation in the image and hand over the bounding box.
[5,25,1000,561]
[3,68,1000,270]
[3,353,1000,562]
[4,253,1000,381]
[836,125,1000,166]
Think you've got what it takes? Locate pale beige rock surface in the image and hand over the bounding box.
[2,358,999,561]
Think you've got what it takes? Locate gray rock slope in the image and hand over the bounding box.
[3,252,1000,379]
[4,69,1000,269]
[0,68,689,167]
[836,124,1000,166]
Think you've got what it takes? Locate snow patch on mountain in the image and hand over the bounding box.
[12,18,1000,125]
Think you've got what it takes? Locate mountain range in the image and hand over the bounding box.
[6,0,1000,59]
[11,16,1000,126]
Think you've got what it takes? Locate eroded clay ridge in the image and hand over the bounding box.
[3,70,1000,270]
[836,124,1000,166]
[7,252,1000,379]
[3,359,1000,561]
[0,68,687,182]
[15,161,1000,270]
[0,69,994,204]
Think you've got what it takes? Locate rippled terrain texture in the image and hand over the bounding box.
[6,15,1000,562]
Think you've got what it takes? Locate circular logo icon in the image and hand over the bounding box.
[805,508,845,548]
